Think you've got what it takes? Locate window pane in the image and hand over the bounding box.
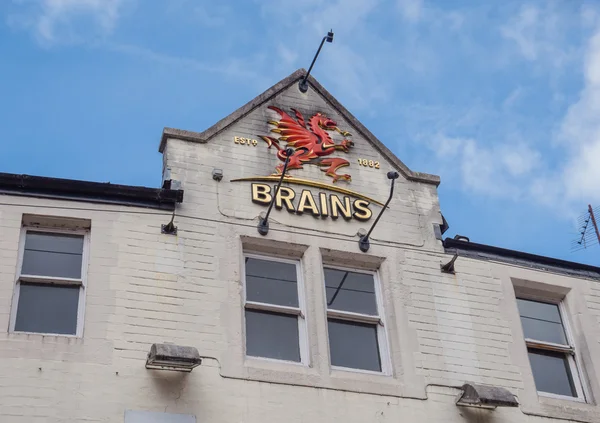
[14,283,80,335]
[22,232,84,279]
[528,349,577,397]
[245,310,300,362]
[324,268,377,315]
[520,316,567,344]
[328,318,381,372]
[517,299,567,344]
[517,298,562,323]
[245,258,298,307]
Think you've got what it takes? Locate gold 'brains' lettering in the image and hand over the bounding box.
[251,183,272,205]
[275,187,295,212]
[352,199,372,221]
[331,195,352,220]
[297,189,320,216]
[247,184,373,221]
[319,192,329,217]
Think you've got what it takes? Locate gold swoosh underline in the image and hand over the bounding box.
[230,176,385,207]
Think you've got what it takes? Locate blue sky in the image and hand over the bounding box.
[2,0,600,265]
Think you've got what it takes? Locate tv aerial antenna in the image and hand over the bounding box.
[571,204,600,252]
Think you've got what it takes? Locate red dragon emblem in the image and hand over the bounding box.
[260,106,354,182]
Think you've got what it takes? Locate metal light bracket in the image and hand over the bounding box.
[358,171,399,252]
[257,148,295,235]
[299,30,334,93]
[161,212,177,235]
[440,253,458,274]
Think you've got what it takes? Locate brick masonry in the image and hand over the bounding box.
[0,74,598,422]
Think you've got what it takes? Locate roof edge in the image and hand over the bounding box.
[159,68,440,186]
[443,237,600,276]
[159,69,307,153]
[304,74,440,186]
[0,173,183,210]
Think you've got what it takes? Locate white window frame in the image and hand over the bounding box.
[242,253,308,365]
[9,226,89,337]
[518,296,587,402]
[323,265,391,375]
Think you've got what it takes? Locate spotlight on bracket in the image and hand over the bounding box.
[257,148,295,235]
[358,171,399,252]
[299,30,334,93]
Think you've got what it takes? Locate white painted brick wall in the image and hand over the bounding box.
[0,81,598,422]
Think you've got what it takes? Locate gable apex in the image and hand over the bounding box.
[159,69,440,186]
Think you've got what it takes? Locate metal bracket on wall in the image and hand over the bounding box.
[358,171,399,252]
[161,212,178,235]
[257,148,294,236]
[440,253,458,274]
[299,30,334,93]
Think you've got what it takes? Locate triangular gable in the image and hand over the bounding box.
[159,69,440,186]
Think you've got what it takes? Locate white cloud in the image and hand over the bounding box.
[277,44,298,67]
[192,4,229,27]
[559,28,600,205]
[445,11,464,31]
[500,3,571,67]
[501,5,540,60]
[9,0,127,45]
[428,133,541,199]
[502,87,523,110]
[581,3,599,29]
[259,0,386,109]
[430,16,600,212]
[499,143,540,176]
[396,0,463,29]
[409,4,600,215]
[397,0,423,23]
[321,42,387,105]
[108,43,264,81]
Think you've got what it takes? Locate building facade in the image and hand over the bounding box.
[0,69,599,422]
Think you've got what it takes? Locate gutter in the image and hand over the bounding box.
[0,173,183,210]
[443,238,600,275]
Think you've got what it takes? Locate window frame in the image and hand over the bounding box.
[242,253,308,366]
[9,226,90,337]
[517,296,587,402]
[322,264,391,375]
